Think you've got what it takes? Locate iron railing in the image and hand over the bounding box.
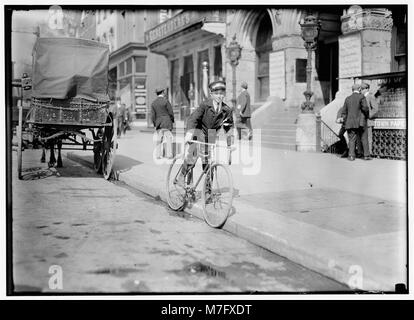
[317,116,341,153]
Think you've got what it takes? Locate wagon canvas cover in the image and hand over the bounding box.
[31,38,109,101]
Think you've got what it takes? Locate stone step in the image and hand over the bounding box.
[261,123,297,130]
[261,134,296,144]
[260,140,297,151]
[261,128,296,136]
[270,116,297,122]
[269,118,297,124]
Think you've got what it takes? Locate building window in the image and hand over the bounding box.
[182,55,194,104]
[296,59,307,83]
[118,77,132,109]
[392,25,406,72]
[108,67,117,100]
[135,56,146,73]
[255,14,272,101]
[103,10,107,20]
[214,45,222,80]
[103,33,107,43]
[257,52,270,99]
[97,11,100,24]
[198,49,209,104]
[126,58,132,75]
[119,62,125,77]
[170,59,180,106]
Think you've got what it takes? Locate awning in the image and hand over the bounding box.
[145,10,226,55]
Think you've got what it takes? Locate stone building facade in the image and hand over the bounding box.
[145,6,406,155]
[89,9,169,121]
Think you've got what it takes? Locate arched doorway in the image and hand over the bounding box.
[255,13,273,102]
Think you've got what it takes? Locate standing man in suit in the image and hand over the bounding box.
[151,87,175,159]
[341,83,370,161]
[236,81,253,140]
[361,82,379,157]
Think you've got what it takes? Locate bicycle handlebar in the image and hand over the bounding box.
[186,140,235,151]
[185,140,216,147]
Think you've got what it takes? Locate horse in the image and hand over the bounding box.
[40,135,63,168]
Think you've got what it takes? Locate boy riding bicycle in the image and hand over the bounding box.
[175,80,234,198]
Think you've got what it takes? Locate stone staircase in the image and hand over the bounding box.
[141,102,300,151]
[258,108,298,151]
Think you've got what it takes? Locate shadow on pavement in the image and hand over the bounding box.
[113,154,143,173]
[20,167,58,180]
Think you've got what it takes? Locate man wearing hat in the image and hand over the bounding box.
[151,87,175,158]
[236,81,253,140]
[175,80,234,195]
[340,83,370,161]
[360,82,378,157]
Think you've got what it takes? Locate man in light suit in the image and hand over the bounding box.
[151,87,175,159]
[360,82,379,156]
[236,81,253,140]
[341,84,370,161]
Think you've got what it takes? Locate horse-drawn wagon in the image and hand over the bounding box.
[16,37,117,179]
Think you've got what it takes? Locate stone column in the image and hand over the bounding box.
[270,35,305,108]
[338,7,393,93]
[269,9,309,111]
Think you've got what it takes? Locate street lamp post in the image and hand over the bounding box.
[299,15,321,113]
[226,34,242,110]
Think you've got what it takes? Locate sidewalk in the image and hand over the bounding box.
[67,128,407,292]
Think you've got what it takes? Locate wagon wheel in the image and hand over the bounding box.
[93,128,103,173]
[101,115,117,180]
[17,105,23,180]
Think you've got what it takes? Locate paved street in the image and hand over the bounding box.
[11,150,348,293]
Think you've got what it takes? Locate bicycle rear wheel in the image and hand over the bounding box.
[166,157,187,211]
[202,163,234,228]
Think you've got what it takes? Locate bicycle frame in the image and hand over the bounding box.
[174,140,232,193]
[173,140,215,191]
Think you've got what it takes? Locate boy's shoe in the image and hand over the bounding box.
[204,192,213,204]
[174,174,186,188]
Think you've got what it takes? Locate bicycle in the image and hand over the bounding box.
[166,140,234,228]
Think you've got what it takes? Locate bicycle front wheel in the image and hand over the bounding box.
[166,157,187,211]
[202,163,234,228]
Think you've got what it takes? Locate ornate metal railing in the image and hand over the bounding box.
[372,129,406,160]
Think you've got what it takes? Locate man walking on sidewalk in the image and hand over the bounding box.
[175,80,234,198]
[236,81,253,140]
[341,84,369,161]
[151,87,175,159]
